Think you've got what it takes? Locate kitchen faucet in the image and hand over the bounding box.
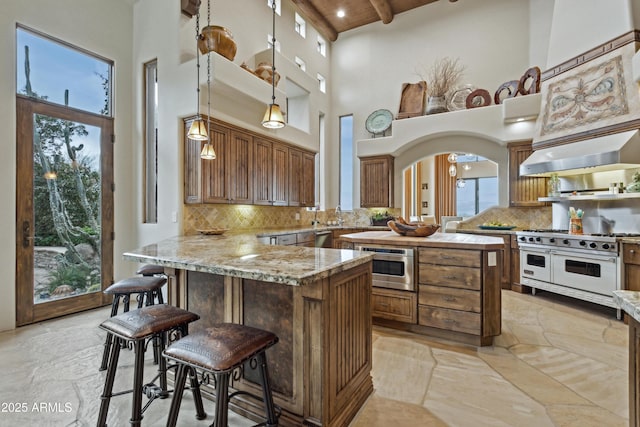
[336,205,343,226]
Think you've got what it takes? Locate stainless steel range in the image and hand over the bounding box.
[516,229,637,318]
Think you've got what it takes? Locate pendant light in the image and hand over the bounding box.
[262,0,285,129]
[187,5,209,142]
[200,0,216,160]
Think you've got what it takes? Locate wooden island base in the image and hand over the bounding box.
[165,262,373,427]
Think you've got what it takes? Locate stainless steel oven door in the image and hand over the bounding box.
[551,250,619,296]
[520,247,551,283]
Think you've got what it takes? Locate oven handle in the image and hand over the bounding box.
[549,249,617,263]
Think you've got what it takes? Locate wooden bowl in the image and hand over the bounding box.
[388,221,440,237]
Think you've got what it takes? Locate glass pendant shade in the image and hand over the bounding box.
[200,142,216,160]
[262,104,285,129]
[449,164,457,177]
[447,152,458,163]
[187,117,209,141]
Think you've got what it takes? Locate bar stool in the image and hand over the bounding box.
[163,323,280,427]
[99,276,167,371]
[97,304,206,427]
[136,264,166,277]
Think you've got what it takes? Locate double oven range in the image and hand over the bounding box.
[517,229,640,318]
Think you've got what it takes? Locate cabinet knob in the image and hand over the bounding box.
[631,249,636,254]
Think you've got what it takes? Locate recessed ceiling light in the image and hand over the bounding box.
[337,9,345,18]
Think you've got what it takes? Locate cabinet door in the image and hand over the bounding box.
[360,155,394,208]
[288,148,303,206]
[508,141,548,207]
[184,118,203,204]
[272,142,288,206]
[202,123,230,203]
[302,151,316,207]
[228,131,253,204]
[253,137,273,205]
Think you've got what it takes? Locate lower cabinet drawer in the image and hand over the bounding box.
[418,285,480,312]
[372,288,417,323]
[418,305,480,335]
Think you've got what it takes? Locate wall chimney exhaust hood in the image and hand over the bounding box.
[519,130,640,177]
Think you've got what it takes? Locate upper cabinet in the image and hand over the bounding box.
[508,141,548,207]
[360,155,394,208]
[184,116,315,207]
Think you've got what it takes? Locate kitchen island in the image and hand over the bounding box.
[123,233,374,427]
[340,231,505,346]
[613,290,640,427]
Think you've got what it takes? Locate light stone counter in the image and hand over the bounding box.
[613,290,640,322]
[123,231,373,286]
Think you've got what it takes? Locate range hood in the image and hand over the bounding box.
[519,130,640,177]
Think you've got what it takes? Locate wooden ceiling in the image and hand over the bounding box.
[181,0,456,42]
[291,0,447,41]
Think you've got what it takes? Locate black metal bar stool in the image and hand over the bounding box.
[97,304,206,427]
[163,323,280,427]
[99,276,167,371]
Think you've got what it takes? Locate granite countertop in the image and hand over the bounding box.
[613,290,640,322]
[123,231,373,287]
[340,231,505,250]
[456,228,521,236]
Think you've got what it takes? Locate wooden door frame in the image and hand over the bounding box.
[15,94,113,326]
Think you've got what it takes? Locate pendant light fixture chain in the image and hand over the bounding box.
[262,0,285,129]
[200,0,217,159]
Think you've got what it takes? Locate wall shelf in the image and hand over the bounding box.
[539,192,640,202]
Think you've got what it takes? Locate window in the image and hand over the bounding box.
[267,0,281,15]
[295,13,306,38]
[317,35,326,57]
[16,26,112,116]
[456,177,498,217]
[317,73,326,93]
[144,60,158,224]
[294,56,306,71]
[339,115,354,211]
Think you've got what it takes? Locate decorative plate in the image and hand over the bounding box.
[365,109,393,135]
[478,225,517,230]
[197,228,228,235]
[447,84,476,111]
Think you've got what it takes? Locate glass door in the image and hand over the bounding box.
[16,96,113,325]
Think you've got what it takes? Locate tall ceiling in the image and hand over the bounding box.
[291,0,452,41]
[180,0,458,42]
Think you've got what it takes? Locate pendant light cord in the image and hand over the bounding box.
[195,11,201,117]
[271,0,276,104]
[206,0,211,136]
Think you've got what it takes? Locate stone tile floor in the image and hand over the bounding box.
[0,291,628,426]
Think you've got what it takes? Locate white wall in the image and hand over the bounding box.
[0,0,135,331]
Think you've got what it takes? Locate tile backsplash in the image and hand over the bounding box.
[183,205,402,234]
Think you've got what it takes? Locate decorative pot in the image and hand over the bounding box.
[198,25,237,61]
[254,62,280,87]
[426,95,448,114]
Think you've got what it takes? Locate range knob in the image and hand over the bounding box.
[519,236,526,242]
[549,238,556,243]
[603,243,610,249]
[528,237,534,242]
[563,239,570,244]
[579,240,586,246]
[535,237,541,242]
[589,242,597,248]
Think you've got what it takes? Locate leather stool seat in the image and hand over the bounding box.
[164,323,279,427]
[100,276,167,371]
[97,304,205,427]
[136,264,165,276]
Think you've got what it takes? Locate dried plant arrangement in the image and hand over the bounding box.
[420,57,465,97]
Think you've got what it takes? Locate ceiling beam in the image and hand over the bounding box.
[291,0,339,42]
[369,0,394,24]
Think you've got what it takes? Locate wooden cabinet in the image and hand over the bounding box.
[360,155,394,208]
[332,229,363,249]
[628,315,640,427]
[184,116,315,207]
[457,231,513,290]
[417,247,501,346]
[624,242,640,292]
[371,288,417,323]
[508,141,548,207]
